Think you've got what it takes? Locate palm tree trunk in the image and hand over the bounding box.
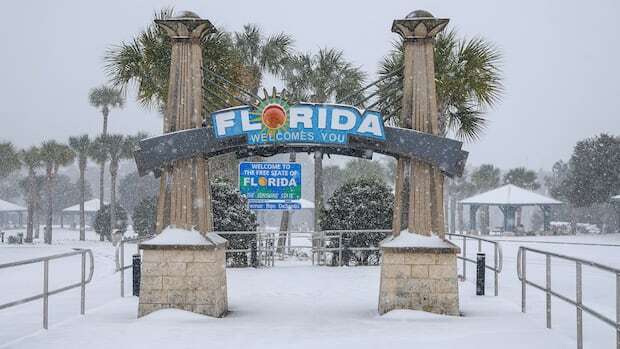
[98,162,105,241]
[102,112,109,136]
[25,171,35,242]
[34,200,40,239]
[79,164,86,241]
[99,109,108,241]
[110,162,118,234]
[45,171,53,244]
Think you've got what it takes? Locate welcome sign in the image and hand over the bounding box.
[211,96,386,145]
[239,162,301,200]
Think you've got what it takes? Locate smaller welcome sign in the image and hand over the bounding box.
[239,162,301,201]
[211,96,386,145]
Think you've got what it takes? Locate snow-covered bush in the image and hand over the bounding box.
[94,204,128,241]
[321,176,393,265]
[211,176,257,266]
[132,196,157,237]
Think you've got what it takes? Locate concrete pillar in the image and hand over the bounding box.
[139,11,225,318]
[500,205,517,233]
[392,10,448,238]
[380,11,459,317]
[469,204,479,232]
[392,158,405,235]
[153,11,215,233]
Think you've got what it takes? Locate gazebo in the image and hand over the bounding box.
[0,199,27,228]
[61,198,107,228]
[459,184,562,233]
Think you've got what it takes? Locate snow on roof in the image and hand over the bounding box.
[0,199,26,212]
[459,184,562,206]
[141,226,226,246]
[62,199,107,213]
[612,195,620,202]
[381,230,455,249]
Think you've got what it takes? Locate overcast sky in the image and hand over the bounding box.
[1,0,618,171]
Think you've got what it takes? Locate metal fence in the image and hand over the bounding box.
[447,233,503,296]
[517,246,620,349]
[118,231,498,295]
[215,229,391,267]
[0,249,94,329]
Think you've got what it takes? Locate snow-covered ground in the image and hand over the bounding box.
[1,229,619,348]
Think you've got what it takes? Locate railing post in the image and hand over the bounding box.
[521,248,526,313]
[43,260,49,329]
[476,253,485,296]
[546,254,551,329]
[81,252,86,315]
[339,233,343,267]
[120,240,125,297]
[462,236,467,280]
[494,243,499,296]
[576,262,583,349]
[616,274,620,349]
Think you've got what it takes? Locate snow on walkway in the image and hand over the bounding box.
[2,261,571,349]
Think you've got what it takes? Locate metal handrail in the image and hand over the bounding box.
[517,246,620,349]
[0,248,94,329]
[447,233,503,296]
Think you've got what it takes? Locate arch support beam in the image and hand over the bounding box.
[133,126,468,178]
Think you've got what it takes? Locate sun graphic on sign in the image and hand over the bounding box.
[250,89,291,137]
[258,176,268,186]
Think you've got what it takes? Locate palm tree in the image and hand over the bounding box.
[69,135,92,241]
[376,29,503,140]
[88,85,125,136]
[20,147,41,242]
[99,133,145,234]
[104,8,245,113]
[233,24,294,95]
[89,85,124,211]
[281,48,366,232]
[0,142,21,179]
[88,138,108,241]
[39,141,74,244]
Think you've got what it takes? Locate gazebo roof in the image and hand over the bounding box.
[0,199,26,212]
[62,199,107,213]
[460,184,562,206]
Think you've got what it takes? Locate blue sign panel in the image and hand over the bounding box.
[212,100,386,145]
[248,201,302,210]
[239,162,301,200]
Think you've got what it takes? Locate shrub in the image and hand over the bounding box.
[132,196,157,237]
[94,204,128,240]
[321,176,393,265]
[211,177,257,266]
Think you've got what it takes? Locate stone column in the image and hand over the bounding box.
[393,10,448,238]
[379,10,460,317]
[139,11,226,318]
[154,11,215,233]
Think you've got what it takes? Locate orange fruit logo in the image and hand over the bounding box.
[261,104,287,130]
[258,177,268,186]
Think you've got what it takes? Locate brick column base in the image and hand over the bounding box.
[137,232,228,318]
[378,236,460,316]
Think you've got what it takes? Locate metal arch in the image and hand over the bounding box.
[133,126,468,178]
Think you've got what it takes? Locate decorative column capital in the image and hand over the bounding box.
[391,10,449,40]
[155,11,215,41]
